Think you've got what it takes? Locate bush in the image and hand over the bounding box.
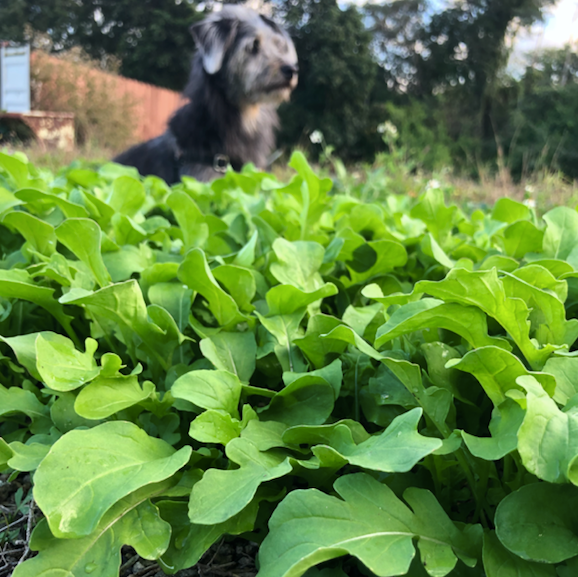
[30,49,137,150]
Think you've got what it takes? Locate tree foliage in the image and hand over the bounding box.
[505,48,578,179]
[277,0,383,160]
[68,0,201,91]
[0,0,200,91]
[1,0,575,177]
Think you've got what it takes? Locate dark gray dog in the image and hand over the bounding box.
[114,5,298,183]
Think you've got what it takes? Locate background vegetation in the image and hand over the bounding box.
[1,0,577,181]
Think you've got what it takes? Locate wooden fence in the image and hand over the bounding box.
[30,52,183,144]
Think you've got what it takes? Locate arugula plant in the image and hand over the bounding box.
[2,150,578,576]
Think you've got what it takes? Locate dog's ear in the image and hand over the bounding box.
[191,14,238,75]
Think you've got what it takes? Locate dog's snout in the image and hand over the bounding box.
[281,64,298,80]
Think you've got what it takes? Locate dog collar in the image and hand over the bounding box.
[173,150,245,182]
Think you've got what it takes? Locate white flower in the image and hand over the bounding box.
[523,198,536,209]
[427,179,441,190]
[309,130,323,144]
[377,121,398,138]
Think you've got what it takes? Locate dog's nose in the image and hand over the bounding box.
[281,64,298,80]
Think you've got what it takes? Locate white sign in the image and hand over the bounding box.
[0,44,31,113]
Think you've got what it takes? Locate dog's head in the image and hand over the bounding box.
[191,5,298,106]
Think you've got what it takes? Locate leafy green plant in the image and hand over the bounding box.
[2,149,578,576]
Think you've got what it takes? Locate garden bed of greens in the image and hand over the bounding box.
[2,150,578,577]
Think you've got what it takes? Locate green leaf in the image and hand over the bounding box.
[361,282,420,308]
[0,438,13,470]
[320,325,383,362]
[234,230,258,267]
[342,303,383,337]
[111,212,146,245]
[103,245,154,282]
[1,331,69,381]
[347,240,408,285]
[0,383,50,424]
[75,375,155,419]
[288,150,332,207]
[33,421,192,538]
[337,408,441,472]
[189,409,242,444]
[0,188,22,217]
[283,419,370,447]
[491,198,531,223]
[172,369,242,417]
[516,375,578,484]
[107,175,146,217]
[7,441,50,472]
[55,218,112,288]
[364,363,418,411]
[178,248,246,327]
[294,314,348,369]
[284,408,441,473]
[50,391,99,432]
[241,419,290,451]
[461,400,525,460]
[375,299,510,351]
[167,190,209,250]
[416,268,554,369]
[148,282,193,333]
[256,309,308,373]
[270,238,325,291]
[381,357,454,437]
[447,346,555,407]
[213,265,256,311]
[495,482,578,563]
[421,233,455,268]
[199,331,257,382]
[502,271,578,347]
[258,473,478,577]
[260,373,336,426]
[60,280,182,369]
[266,283,338,316]
[36,334,99,392]
[542,206,578,260]
[501,221,544,259]
[158,498,258,574]
[0,151,36,188]
[283,359,343,399]
[13,484,172,577]
[14,187,89,218]
[189,438,292,524]
[482,530,556,577]
[410,188,457,245]
[0,270,77,343]
[542,356,578,405]
[2,211,57,256]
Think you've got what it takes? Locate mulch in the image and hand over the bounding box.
[0,473,258,577]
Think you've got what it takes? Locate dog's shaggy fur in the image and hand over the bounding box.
[114,5,298,183]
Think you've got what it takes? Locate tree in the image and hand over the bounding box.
[363,0,427,93]
[505,47,578,179]
[0,0,201,91]
[415,0,557,139]
[69,0,202,91]
[0,0,76,47]
[276,0,383,160]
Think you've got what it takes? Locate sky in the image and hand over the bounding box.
[508,0,578,71]
[516,0,578,52]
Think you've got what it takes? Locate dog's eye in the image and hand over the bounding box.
[251,37,260,55]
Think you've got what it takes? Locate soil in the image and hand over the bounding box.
[0,474,258,577]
